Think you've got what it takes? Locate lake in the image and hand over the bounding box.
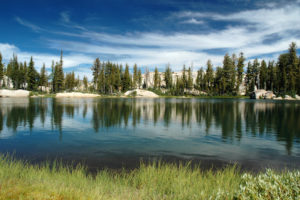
[0,98,299,171]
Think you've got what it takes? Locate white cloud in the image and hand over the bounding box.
[8,2,300,75]
[15,17,43,32]
[181,18,204,24]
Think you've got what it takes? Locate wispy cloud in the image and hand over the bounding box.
[15,17,43,32]
[6,2,300,76]
[59,11,86,31]
[180,18,204,24]
[60,11,70,23]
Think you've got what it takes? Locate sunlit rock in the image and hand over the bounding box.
[0,89,30,97]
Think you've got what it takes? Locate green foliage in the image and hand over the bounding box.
[27,57,38,91]
[83,76,88,91]
[39,64,48,88]
[122,64,131,92]
[164,64,173,89]
[0,53,4,87]
[187,67,193,90]
[138,69,142,89]
[259,60,267,90]
[235,169,300,200]
[91,58,101,90]
[65,71,76,91]
[196,67,204,91]
[53,62,64,92]
[0,156,298,200]
[154,67,160,89]
[204,60,214,92]
[236,52,245,94]
[133,63,138,89]
[1,42,300,97]
[222,54,236,94]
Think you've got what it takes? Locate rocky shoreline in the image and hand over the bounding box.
[251,89,300,100]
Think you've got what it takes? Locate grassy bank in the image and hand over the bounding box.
[0,156,299,199]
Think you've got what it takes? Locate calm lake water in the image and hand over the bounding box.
[0,98,300,171]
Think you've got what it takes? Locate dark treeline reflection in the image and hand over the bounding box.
[0,98,299,152]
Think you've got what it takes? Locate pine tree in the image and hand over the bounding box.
[39,64,48,88]
[277,53,289,95]
[245,61,255,94]
[266,61,274,91]
[154,67,160,89]
[27,57,38,91]
[204,60,214,92]
[10,54,21,89]
[0,53,4,88]
[252,59,260,90]
[187,67,193,90]
[196,68,204,91]
[19,62,27,89]
[222,54,235,94]
[138,69,142,89]
[65,72,75,91]
[164,64,173,89]
[97,64,105,93]
[175,76,184,95]
[182,65,187,89]
[287,42,298,95]
[214,67,225,95]
[133,64,138,89]
[122,64,131,92]
[259,60,267,90]
[91,58,101,90]
[83,76,88,91]
[236,52,245,94]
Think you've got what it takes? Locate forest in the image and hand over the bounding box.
[0,42,299,97]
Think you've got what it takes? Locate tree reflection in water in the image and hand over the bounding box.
[0,98,299,153]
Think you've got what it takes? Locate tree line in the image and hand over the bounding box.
[0,51,89,92]
[0,42,299,96]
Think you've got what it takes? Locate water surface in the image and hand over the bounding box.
[0,98,299,171]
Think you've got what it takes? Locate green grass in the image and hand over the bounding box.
[0,155,299,200]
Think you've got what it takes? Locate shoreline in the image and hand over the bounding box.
[1,89,300,100]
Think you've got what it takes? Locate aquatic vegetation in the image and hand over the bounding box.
[0,156,299,200]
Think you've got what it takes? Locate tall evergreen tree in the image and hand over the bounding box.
[214,67,225,95]
[266,61,276,92]
[196,68,204,91]
[277,53,289,94]
[154,67,160,89]
[222,54,235,94]
[187,67,193,90]
[259,60,267,90]
[133,64,138,89]
[91,58,101,90]
[138,69,142,89]
[0,53,4,88]
[27,57,38,91]
[236,52,245,94]
[204,60,214,92]
[287,42,299,95]
[122,64,131,92]
[182,65,187,89]
[245,61,255,94]
[97,64,105,93]
[164,64,173,89]
[252,58,260,90]
[39,64,48,88]
[83,76,88,91]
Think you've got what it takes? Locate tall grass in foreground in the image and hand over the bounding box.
[0,155,299,200]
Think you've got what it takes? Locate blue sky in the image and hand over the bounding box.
[0,0,300,79]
